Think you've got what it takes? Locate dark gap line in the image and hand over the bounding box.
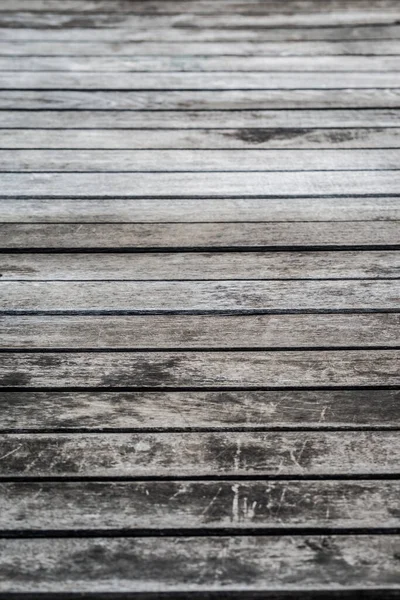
[1,385,399,392]
[1,426,400,434]
[1,309,400,317]
[3,169,400,173]
[4,69,400,73]
[0,247,399,254]
[2,99,400,104]
[0,346,399,353]
[3,278,399,283]
[2,192,398,198]
[3,147,400,151]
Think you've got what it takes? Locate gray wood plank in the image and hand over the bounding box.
[0,431,399,476]
[1,198,396,222]
[3,171,400,197]
[1,251,398,280]
[1,72,399,89]
[0,350,398,387]
[0,535,399,592]
[2,109,398,128]
[0,480,399,530]
[2,24,400,41]
[1,389,399,429]
[1,40,399,55]
[4,149,400,172]
[2,128,400,150]
[0,223,398,249]
[1,314,398,349]
[3,55,400,71]
[1,281,399,313]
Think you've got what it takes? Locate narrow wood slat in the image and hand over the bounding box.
[1,198,397,222]
[0,480,399,530]
[1,389,399,429]
[1,314,398,349]
[0,223,397,249]
[1,72,399,89]
[1,281,398,313]
[2,128,400,150]
[4,149,400,172]
[0,535,399,592]
[3,171,400,197]
[2,109,398,128]
[0,431,399,476]
[3,55,400,71]
[2,24,400,41]
[0,351,398,387]
[1,40,399,55]
[2,251,398,280]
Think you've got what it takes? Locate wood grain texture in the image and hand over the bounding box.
[0,480,399,530]
[1,389,399,429]
[1,197,397,222]
[2,72,399,89]
[4,149,400,172]
[0,350,398,388]
[3,171,400,197]
[1,313,398,349]
[1,281,399,313]
[1,40,399,55]
[2,109,398,128]
[2,251,398,280]
[0,535,399,592]
[0,223,397,249]
[0,431,399,476]
[2,128,400,150]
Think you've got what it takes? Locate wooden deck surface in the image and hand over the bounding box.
[0,0,399,597]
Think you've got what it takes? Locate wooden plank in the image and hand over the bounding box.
[1,223,397,249]
[2,128,400,150]
[1,251,399,280]
[1,72,399,89]
[0,350,398,387]
[2,24,400,42]
[0,480,399,530]
[0,431,399,476]
[3,171,400,197]
[1,198,397,222]
[1,281,399,313]
[4,149,400,172]
[1,389,399,429]
[1,314,398,349]
[2,109,398,128]
[3,90,400,110]
[2,55,400,71]
[0,40,399,55]
[0,535,399,592]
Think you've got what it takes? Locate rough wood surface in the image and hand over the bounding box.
[0,351,398,388]
[2,251,398,280]
[1,197,397,222]
[1,223,397,249]
[0,431,399,477]
[0,535,399,592]
[4,149,400,172]
[1,389,399,429]
[0,480,399,530]
[1,313,398,349]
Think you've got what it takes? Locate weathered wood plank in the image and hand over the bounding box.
[2,128,400,150]
[0,223,398,249]
[1,198,396,222]
[0,431,399,476]
[2,109,398,128]
[0,480,399,530]
[3,172,400,197]
[1,281,398,313]
[0,535,399,592]
[2,251,398,280]
[1,72,399,89]
[4,149,400,172]
[2,24,400,42]
[3,56,400,72]
[1,40,399,55]
[0,351,398,387]
[1,389,399,429]
[1,314,398,350]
